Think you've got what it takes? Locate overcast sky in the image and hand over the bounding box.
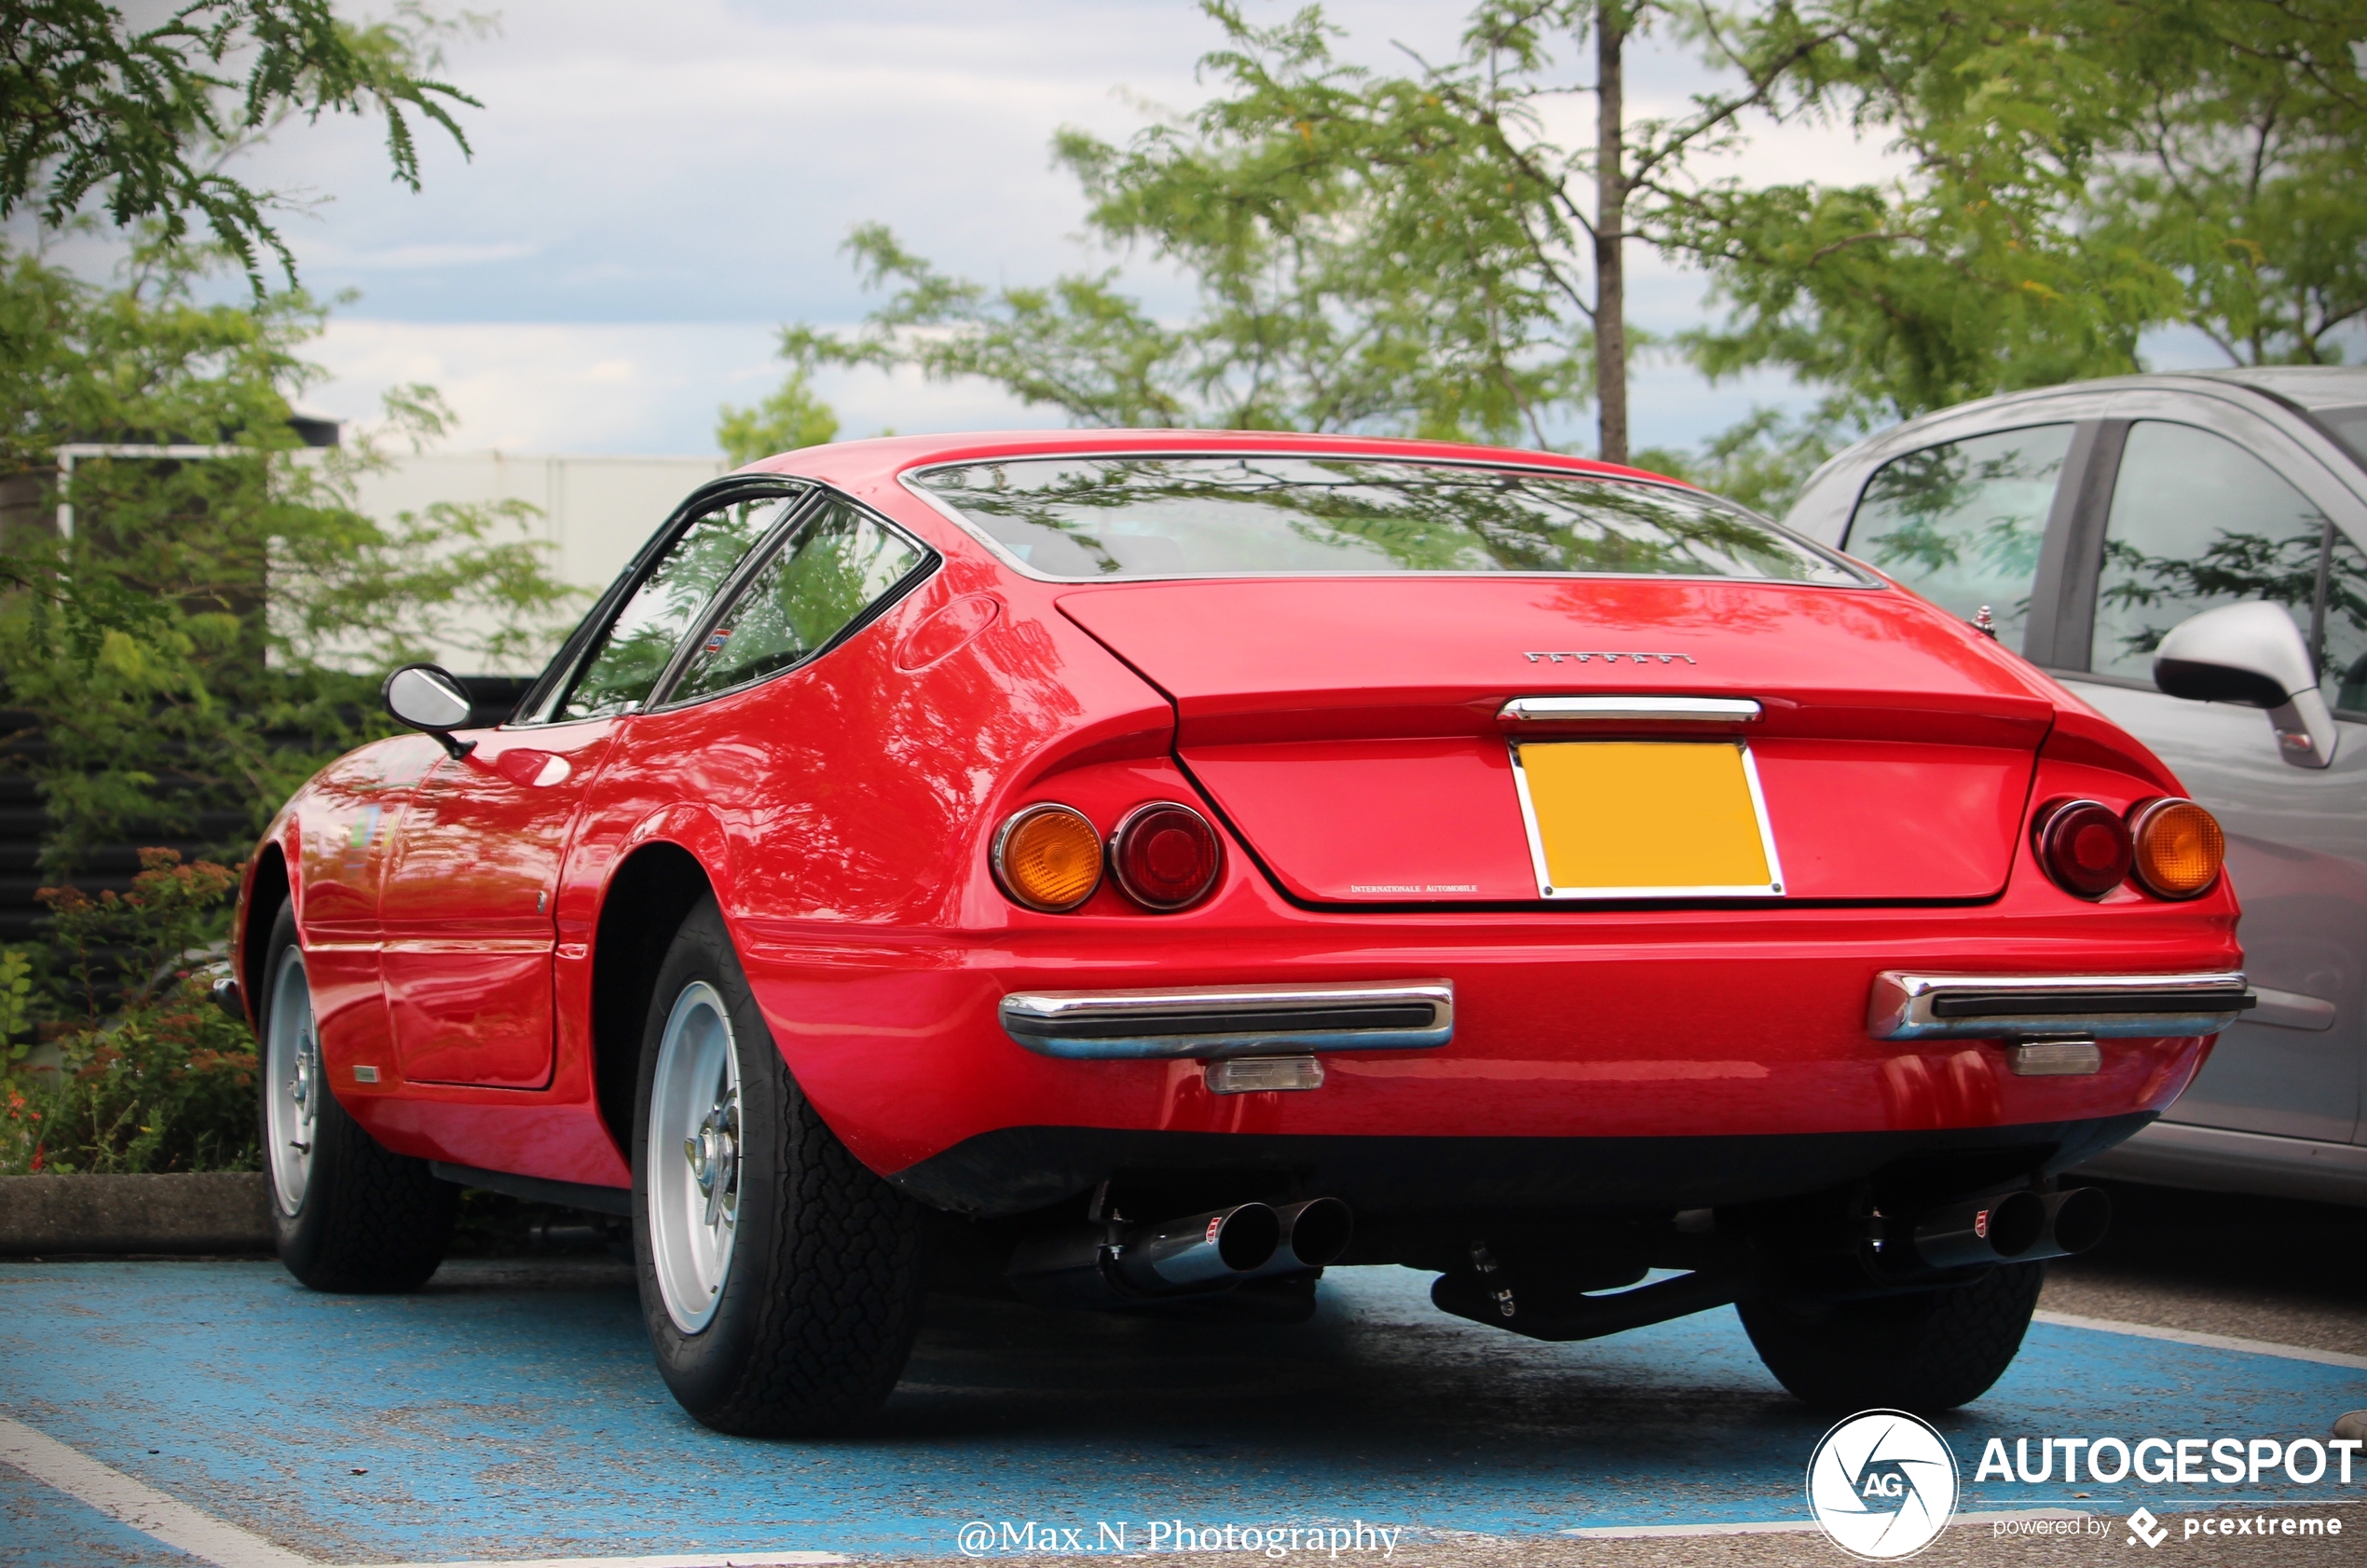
[59,1,2240,457]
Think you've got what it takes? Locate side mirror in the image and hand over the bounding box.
[382,663,478,759]
[2153,601,2336,770]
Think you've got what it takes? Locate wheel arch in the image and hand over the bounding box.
[239,840,293,1028]
[591,841,717,1158]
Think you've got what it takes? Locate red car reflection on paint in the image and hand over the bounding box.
[228,430,2250,1434]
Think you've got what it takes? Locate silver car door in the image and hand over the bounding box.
[2048,392,2367,1145]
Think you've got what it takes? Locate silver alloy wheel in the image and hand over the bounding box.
[264,947,321,1216]
[648,980,743,1333]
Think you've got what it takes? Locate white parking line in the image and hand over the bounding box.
[0,1416,842,1568]
[1564,1509,2091,1539]
[384,1559,844,1567]
[0,1416,313,1567]
[2034,1311,2367,1371]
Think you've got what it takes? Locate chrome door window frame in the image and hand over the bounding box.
[508,476,818,729]
[2039,394,2367,719]
[1836,416,2096,664]
[637,485,939,715]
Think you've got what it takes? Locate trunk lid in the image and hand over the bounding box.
[1057,579,2056,904]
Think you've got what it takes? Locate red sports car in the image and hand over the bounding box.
[229,430,2251,1434]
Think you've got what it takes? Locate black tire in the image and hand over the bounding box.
[1738,1262,2045,1413]
[258,903,457,1290]
[631,896,924,1436]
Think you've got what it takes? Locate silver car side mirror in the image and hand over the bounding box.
[2153,601,2336,770]
[383,663,478,759]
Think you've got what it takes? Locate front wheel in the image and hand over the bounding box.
[632,897,924,1436]
[259,903,456,1290]
[1738,1262,2045,1413]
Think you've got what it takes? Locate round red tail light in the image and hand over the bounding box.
[1110,801,1224,910]
[2033,798,2133,898]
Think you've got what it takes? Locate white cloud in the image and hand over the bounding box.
[309,319,1060,455]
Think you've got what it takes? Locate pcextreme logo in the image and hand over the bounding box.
[1806,1410,1961,1561]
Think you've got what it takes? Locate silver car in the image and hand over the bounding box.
[1787,366,2367,1206]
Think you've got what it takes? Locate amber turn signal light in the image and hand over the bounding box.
[992,804,1103,912]
[1109,801,1224,910]
[2127,797,2225,899]
[2033,798,2132,899]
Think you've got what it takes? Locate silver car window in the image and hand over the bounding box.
[2091,422,2330,687]
[1842,425,2073,652]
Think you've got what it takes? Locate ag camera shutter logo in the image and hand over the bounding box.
[1806,1409,1961,1560]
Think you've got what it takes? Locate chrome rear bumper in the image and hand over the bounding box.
[999,980,1454,1060]
[1868,971,2253,1041]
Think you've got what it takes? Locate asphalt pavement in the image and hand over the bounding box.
[2,1179,2363,1568]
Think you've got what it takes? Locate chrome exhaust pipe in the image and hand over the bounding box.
[1238,1196,1354,1279]
[2042,1185,2112,1257]
[1909,1190,2047,1269]
[1110,1202,1281,1292]
[1906,1186,2111,1271]
[1006,1202,1281,1309]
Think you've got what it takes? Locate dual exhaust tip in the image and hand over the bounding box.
[1008,1196,1354,1310]
[1906,1186,2111,1272]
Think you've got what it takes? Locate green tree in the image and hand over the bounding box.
[1677,0,2365,420]
[716,361,839,466]
[0,246,581,872]
[787,2,1830,461]
[2,0,481,288]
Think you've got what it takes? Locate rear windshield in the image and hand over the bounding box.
[908,456,1866,584]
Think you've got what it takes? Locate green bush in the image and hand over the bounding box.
[0,849,258,1175]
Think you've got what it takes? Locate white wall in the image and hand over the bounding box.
[338,449,730,675]
[347,449,729,595]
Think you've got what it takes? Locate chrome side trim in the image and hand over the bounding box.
[1868,971,2254,1040]
[1000,980,1453,1060]
[1498,696,1762,724]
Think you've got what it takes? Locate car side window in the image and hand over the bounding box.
[2321,531,2367,715]
[1843,425,2072,652]
[2089,422,2330,685]
[554,493,801,721]
[668,499,926,703]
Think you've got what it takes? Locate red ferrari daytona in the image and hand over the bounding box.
[228,430,2251,1434]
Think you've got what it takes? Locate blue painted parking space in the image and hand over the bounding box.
[3,1259,2363,1562]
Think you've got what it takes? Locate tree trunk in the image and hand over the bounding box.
[1594,1,1629,465]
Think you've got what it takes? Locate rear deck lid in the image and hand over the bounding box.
[910,451,2057,904]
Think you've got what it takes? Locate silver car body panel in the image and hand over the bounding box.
[2081,1121,2367,1207]
[1790,366,2367,1199]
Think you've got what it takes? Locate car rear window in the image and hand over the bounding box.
[908,456,1866,584]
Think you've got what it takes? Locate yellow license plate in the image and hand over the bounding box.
[1511,742,1784,898]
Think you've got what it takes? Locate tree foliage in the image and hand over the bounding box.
[1,0,480,288]
[788,2,1817,455]
[779,0,2364,514]
[716,361,839,466]
[0,247,580,872]
[1681,0,2367,420]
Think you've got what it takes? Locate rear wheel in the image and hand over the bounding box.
[259,904,456,1290]
[631,897,924,1435]
[1738,1262,2045,1413]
